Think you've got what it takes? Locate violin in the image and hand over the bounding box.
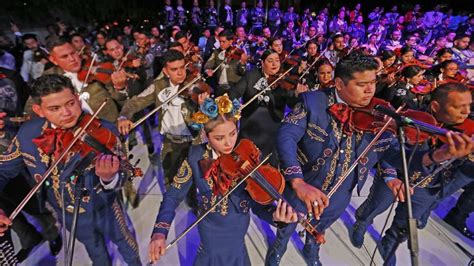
[179,72,213,103]
[314,80,335,90]
[218,139,326,244]
[404,59,432,69]
[267,72,300,91]
[278,50,290,64]
[350,98,439,145]
[410,79,435,95]
[77,60,139,85]
[439,118,474,143]
[225,46,245,61]
[63,113,143,178]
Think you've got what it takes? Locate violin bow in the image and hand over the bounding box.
[240,64,298,110]
[326,106,404,199]
[165,153,272,250]
[298,47,329,82]
[9,99,109,221]
[130,62,224,131]
[79,53,97,92]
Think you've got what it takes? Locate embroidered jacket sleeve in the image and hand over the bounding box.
[0,137,25,191]
[277,100,308,181]
[381,138,432,175]
[120,82,157,119]
[152,159,194,237]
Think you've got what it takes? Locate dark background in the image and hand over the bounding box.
[0,0,472,30]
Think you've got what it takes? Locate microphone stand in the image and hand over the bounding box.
[65,152,96,266]
[385,115,419,266]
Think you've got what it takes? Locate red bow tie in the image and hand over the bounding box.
[328,103,353,134]
[200,158,234,196]
[32,128,70,160]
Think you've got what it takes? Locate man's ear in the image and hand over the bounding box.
[163,66,169,78]
[32,104,44,118]
[334,77,344,92]
[430,100,440,114]
[48,52,58,66]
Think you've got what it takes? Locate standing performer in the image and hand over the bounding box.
[0,74,141,265]
[265,53,473,265]
[148,95,297,265]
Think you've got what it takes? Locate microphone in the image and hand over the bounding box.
[374,105,449,137]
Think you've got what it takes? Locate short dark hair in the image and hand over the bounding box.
[431,82,470,105]
[332,33,344,42]
[268,37,281,47]
[454,34,469,41]
[168,42,184,49]
[399,46,413,56]
[334,53,379,84]
[436,48,453,58]
[305,39,318,50]
[174,31,187,41]
[261,49,278,61]
[21,34,37,42]
[440,60,458,69]
[30,74,75,104]
[218,30,234,40]
[45,36,70,53]
[315,58,333,71]
[161,49,185,65]
[401,65,423,78]
[379,49,396,61]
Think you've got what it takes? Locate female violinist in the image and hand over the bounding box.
[228,49,306,166]
[309,59,335,90]
[375,50,400,101]
[390,65,429,110]
[148,95,297,265]
[424,48,454,78]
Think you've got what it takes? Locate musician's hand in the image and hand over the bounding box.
[205,69,214,77]
[295,83,308,96]
[95,154,120,182]
[10,22,19,33]
[387,72,396,84]
[386,178,413,202]
[111,70,127,90]
[0,209,12,237]
[40,58,49,65]
[291,178,329,220]
[0,112,6,130]
[197,92,210,106]
[117,118,133,135]
[149,233,166,264]
[240,53,248,65]
[273,199,298,223]
[298,60,308,74]
[374,57,383,71]
[430,132,474,163]
[132,58,141,68]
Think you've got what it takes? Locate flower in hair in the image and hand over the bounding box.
[191,94,241,129]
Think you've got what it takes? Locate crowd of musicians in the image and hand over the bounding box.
[0,1,473,265]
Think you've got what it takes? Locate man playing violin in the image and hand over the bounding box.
[351,82,473,250]
[269,53,474,265]
[23,38,128,123]
[104,38,147,97]
[378,83,474,265]
[204,30,248,97]
[118,50,207,187]
[0,74,141,265]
